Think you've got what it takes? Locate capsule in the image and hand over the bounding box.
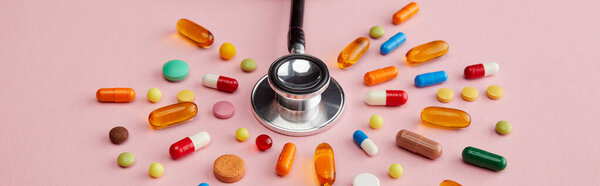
[96,88,135,103]
[176,18,214,48]
[148,102,198,129]
[314,143,335,185]
[440,180,462,186]
[406,40,449,65]
[421,106,471,128]
[462,146,507,171]
[202,74,238,93]
[353,130,378,156]
[276,143,297,176]
[396,129,442,159]
[364,66,399,86]
[380,32,406,55]
[169,131,210,160]
[365,90,408,106]
[393,2,419,24]
[414,71,448,87]
[464,62,499,79]
[337,37,370,69]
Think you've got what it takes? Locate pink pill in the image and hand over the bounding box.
[213,101,234,119]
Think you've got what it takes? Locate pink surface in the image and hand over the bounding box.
[1,0,599,185]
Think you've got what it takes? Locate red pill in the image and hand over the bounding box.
[96,88,135,103]
[202,74,238,93]
[464,62,499,79]
[169,131,210,160]
[364,90,408,106]
[255,134,273,151]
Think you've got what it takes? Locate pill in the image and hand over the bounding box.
[353,130,378,156]
[213,154,245,183]
[461,87,478,101]
[369,26,385,39]
[162,59,189,82]
[109,126,129,144]
[365,90,408,106]
[96,88,135,103]
[198,183,209,186]
[415,71,447,87]
[353,173,380,186]
[177,18,214,48]
[406,40,449,65]
[169,131,210,160]
[241,58,257,72]
[147,88,162,103]
[219,43,236,60]
[314,143,336,185]
[396,129,442,159]
[213,101,234,119]
[388,163,403,178]
[369,115,383,129]
[486,85,503,100]
[235,128,249,141]
[202,74,238,93]
[117,152,135,168]
[462,146,507,171]
[276,143,297,176]
[421,106,471,128]
[148,102,198,129]
[380,32,406,55]
[440,180,462,186]
[337,37,370,69]
[177,89,195,102]
[464,62,499,79]
[393,2,419,24]
[149,162,164,178]
[495,120,512,135]
[256,134,273,151]
[436,88,454,103]
[364,66,399,86]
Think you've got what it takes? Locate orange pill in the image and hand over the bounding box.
[364,66,399,86]
[337,37,370,69]
[96,88,135,103]
[406,40,449,65]
[177,18,214,48]
[276,143,297,176]
[148,102,198,129]
[393,2,419,25]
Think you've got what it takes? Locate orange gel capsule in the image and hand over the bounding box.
[337,37,370,69]
[393,2,419,24]
[421,106,471,128]
[406,40,449,65]
[364,66,399,86]
[96,88,135,103]
[148,102,198,129]
[314,143,335,185]
[177,18,214,48]
[440,180,462,186]
[276,143,296,176]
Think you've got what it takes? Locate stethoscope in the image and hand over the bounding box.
[250,0,345,136]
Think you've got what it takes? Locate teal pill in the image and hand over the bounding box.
[162,60,189,82]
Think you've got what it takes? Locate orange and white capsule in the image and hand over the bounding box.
[202,74,238,93]
[96,88,135,103]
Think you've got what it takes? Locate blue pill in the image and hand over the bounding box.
[380,32,406,55]
[414,71,448,87]
[198,183,209,186]
[353,130,378,156]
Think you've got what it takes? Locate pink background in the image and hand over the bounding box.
[1,0,599,185]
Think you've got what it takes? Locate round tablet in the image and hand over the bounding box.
[369,115,383,129]
[437,88,454,103]
[369,26,385,39]
[213,101,234,119]
[486,85,504,100]
[241,58,257,72]
[149,162,164,178]
[117,152,135,167]
[219,43,236,60]
[147,88,162,103]
[177,89,195,102]
[162,60,189,82]
[213,154,245,183]
[496,120,512,135]
[353,173,380,186]
[389,163,403,178]
[109,126,128,145]
[461,87,478,101]
[235,128,249,142]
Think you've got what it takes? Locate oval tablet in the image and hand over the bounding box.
[162,60,189,82]
[353,173,380,186]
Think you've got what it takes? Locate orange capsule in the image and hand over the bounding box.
[148,102,198,129]
[393,2,419,24]
[337,37,370,69]
[314,143,335,185]
[276,143,297,176]
[177,18,214,48]
[364,66,399,86]
[96,88,135,103]
[421,106,471,128]
[440,180,462,186]
[406,40,449,65]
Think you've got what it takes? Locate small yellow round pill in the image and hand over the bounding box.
[486,85,504,100]
[219,43,236,60]
[235,128,249,142]
[369,115,383,129]
[436,88,454,103]
[461,87,478,101]
[149,162,164,178]
[147,88,162,103]
[177,89,195,102]
[389,163,403,178]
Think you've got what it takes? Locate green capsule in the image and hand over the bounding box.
[462,146,507,171]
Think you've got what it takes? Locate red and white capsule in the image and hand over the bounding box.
[365,90,408,106]
[202,74,238,92]
[464,62,499,79]
[169,131,210,160]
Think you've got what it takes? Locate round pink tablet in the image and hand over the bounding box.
[213,101,234,119]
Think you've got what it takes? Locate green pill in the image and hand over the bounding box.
[495,120,512,135]
[462,146,506,171]
[241,58,257,72]
[117,152,135,167]
[369,26,385,39]
[162,60,189,81]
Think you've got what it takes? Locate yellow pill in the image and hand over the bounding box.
[147,88,162,103]
[177,89,195,102]
[219,43,236,60]
[436,88,454,103]
[486,85,504,100]
[461,87,478,101]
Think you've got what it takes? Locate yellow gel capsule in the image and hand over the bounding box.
[177,18,214,48]
[148,102,198,129]
[314,143,335,185]
[337,37,370,69]
[421,106,471,128]
[406,40,449,65]
[440,180,462,186]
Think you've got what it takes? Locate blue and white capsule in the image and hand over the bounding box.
[353,130,378,156]
[380,32,406,55]
[415,70,448,87]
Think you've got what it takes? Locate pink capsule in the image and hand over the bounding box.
[464,62,499,79]
[202,74,238,93]
[365,90,408,106]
